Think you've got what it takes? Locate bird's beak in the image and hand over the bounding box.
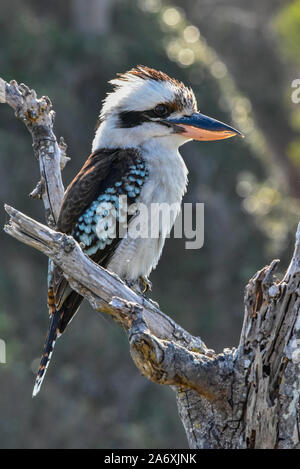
[167,112,243,141]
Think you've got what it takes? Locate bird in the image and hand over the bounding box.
[32,65,241,396]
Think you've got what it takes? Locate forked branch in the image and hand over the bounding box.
[1,77,232,404]
[1,78,299,448]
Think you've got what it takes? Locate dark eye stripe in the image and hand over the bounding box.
[118,111,149,128]
[118,104,172,128]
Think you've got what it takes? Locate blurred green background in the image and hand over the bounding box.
[0,0,299,449]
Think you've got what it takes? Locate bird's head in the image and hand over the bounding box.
[92,66,242,151]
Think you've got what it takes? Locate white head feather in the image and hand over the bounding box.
[92,66,197,151]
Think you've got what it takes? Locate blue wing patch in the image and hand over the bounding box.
[72,158,149,258]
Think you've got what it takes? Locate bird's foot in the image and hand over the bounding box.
[125,277,152,295]
[139,276,152,294]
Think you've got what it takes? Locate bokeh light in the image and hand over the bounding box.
[183,25,200,43]
[162,7,182,27]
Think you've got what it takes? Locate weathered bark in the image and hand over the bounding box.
[1,78,299,449]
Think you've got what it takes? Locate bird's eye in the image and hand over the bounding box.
[154,104,169,117]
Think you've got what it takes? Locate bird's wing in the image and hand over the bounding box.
[56,148,121,234]
[33,147,148,395]
[54,146,147,312]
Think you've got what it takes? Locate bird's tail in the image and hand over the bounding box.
[32,285,83,397]
[32,308,61,397]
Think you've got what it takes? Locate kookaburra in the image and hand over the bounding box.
[33,66,241,396]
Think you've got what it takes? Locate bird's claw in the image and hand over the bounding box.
[139,276,152,294]
[125,276,152,294]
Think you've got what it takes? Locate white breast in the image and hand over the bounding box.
[106,136,188,281]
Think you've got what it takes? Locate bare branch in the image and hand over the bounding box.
[3,203,233,400]
[0,78,64,226]
[1,77,299,448]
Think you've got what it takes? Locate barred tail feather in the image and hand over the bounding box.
[32,311,61,397]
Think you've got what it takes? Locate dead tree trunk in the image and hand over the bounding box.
[1,79,299,449]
